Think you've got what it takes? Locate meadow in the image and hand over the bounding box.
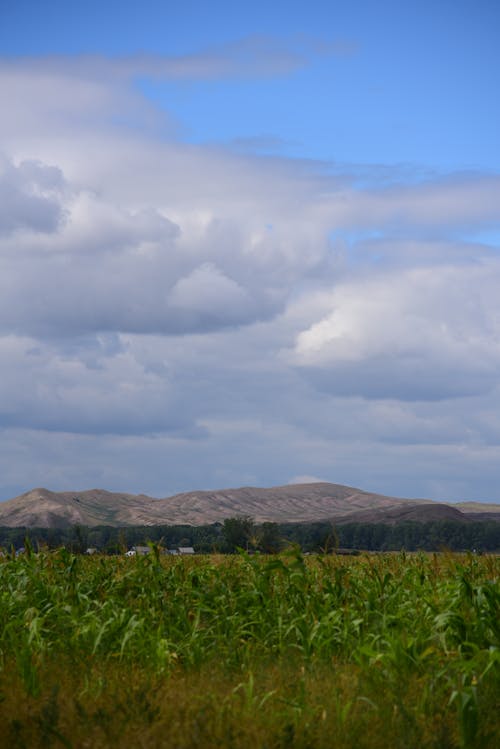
[0,547,498,748]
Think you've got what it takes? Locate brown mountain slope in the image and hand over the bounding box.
[334,502,469,525]
[0,488,164,528]
[0,483,497,528]
[454,501,500,514]
[153,483,425,524]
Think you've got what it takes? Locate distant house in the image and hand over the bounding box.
[125,546,151,556]
[126,545,195,557]
[133,546,151,556]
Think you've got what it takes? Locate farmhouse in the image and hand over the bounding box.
[128,546,151,556]
[125,545,196,556]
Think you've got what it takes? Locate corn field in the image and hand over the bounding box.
[0,547,499,748]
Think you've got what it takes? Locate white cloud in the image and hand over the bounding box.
[1,55,500,501]
[168,263,255,328]
[289,260,500,400]
[326,175,500,232]
[0,333,203,436]
[0,35,352,84]
[288,475,327,484]
[0,155,66,236]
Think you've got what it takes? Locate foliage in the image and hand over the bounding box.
[1,518,499,555]
[0,550,499,747]
[222,515,255,552]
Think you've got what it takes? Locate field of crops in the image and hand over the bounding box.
[0,547,499,748]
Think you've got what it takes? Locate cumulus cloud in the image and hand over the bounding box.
[0,88,337,340]
[0,150,326,338]
[168,263,256,329]
[0,35,341,144]
[0,156,66,236]
[289,260,500,400]
[323,174,500,236]
[1,54,500,500]
[0,333,204,436]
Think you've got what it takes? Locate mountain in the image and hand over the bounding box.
[0,488,165,529]
[0,483,498,528]
[155,483,430,525]
[332,501,471,525]
[453,501,500,522]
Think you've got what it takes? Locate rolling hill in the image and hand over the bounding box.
[0,482,499,528]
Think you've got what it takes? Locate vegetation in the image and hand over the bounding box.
[0,548,499,747]
[0,517,499,554]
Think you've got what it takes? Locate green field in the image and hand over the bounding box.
[0,548,499,748]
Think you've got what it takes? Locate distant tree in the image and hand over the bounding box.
[257,522,282,553]
[222,516,255,552]
[69,524,88,554]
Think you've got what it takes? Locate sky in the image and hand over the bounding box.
[0,0,500,503]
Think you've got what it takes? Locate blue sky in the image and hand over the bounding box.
[2,0,499,169]
[0,1,500,502]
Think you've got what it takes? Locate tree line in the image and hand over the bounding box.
[0,516,499,554]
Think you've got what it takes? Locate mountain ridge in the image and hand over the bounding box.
[0,482,499,528]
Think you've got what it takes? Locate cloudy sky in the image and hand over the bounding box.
[1,0,500,502]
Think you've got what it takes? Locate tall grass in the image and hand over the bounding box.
[0,548,498,747]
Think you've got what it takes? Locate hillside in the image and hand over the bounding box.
[333,501,470,526]
[154,483,430,525]
[0,488,164,528]
[0,482,498,528]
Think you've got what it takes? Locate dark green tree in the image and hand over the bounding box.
[222,516,255,552]
[257,522,282,553]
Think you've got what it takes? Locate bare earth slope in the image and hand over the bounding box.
[0,488,165,528]
[333,502,470,525]
[154,483,428,525]
[453,502,500,522]
[0,483,497,528]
